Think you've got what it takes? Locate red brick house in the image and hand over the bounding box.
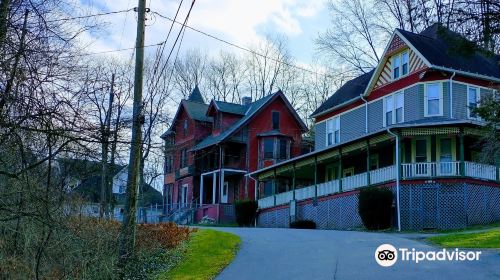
[162,87,307,223]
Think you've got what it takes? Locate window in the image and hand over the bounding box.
[263,181,273,197]
[385,95,393,126]
[326,117,340,146]
[180,149,187,168]
[343,167,354,177]
[402,52,409,76]
[425,83,442,116]
[415,139,427,163]
[279,139,288,160]
[272,111,280,130]
[263,139,274,159]
[392,51,409,80]
[384,92,404,126]
[183,119,188,136]
[468,86,480,119]
[369,154,379,170]
[165,155,173,173]
[393,56,400,79]
[214,113,221,129]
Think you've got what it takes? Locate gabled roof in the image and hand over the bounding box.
[397,24,500,80]
[191,90,307,151]
[214,101,248,115]
[206,99,249,117]
[311,70,374,118]
[161,87,212,138]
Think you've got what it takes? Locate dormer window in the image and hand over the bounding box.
[183,119,188,136]
[392,51,409,79]
[272,111,280,130]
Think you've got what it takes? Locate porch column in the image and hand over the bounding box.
[220,169,225,202]
[200,174,204,206]
[273,168,277,206]
[366,139,370,187]
[212,172,217,204]
[292,163,296,201]
[338,147,343,192]
[459,128,465,176]
[313,156,318,205]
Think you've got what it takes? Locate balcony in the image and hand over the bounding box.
[258,161,498,209]
[175,165,195,179]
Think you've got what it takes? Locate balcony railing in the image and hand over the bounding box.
[258,161,499,209]
[402,161,461,178]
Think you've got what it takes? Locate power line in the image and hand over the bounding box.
[150,0,185,83]
[149,0,196,95]
[152,11,340,79]
[57,42,163,59]
[44,8,135,23]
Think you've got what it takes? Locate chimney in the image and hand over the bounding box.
[241,96,252,106]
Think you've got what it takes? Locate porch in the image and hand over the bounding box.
[256,127,500,209]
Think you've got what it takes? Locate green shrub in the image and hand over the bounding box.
[234,200,258,226]
[290,220,316,229]
[358,187,394,230]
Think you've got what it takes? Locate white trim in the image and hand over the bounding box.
[382,91,404,127]
[362,29,433,97]
[325,116,340,147]
[391,50,409,81]
[466,85,481,120]
[424,82,444,117]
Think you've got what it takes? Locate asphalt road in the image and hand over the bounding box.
[212,227,500,280]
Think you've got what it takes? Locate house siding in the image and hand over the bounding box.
[315,121,326,150]
[404,84,422,122]
[368,99,383,133]
[452,82,467,119]
[340,106,365,143]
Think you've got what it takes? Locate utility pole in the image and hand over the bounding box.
[118,0,146,269]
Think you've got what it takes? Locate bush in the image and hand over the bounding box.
[290,220,316,229]
[234,200,258,226]
[358,187,393,230]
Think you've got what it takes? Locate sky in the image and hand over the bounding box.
[79,0,332,66]
[76,0,333,193]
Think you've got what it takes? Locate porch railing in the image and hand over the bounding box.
[258,161,499,209]
[317,180,340,196]
[465,161,497,181]
[258,196,275,209]
[370,165,396,185]
[342,173,368,191]
[402,161,461,178]
[295,185,316,201]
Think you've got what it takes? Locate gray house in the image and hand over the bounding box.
[251,24,500,230]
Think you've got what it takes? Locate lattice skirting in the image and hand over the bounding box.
[257,183,500,230]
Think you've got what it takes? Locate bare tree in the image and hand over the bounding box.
[317,0,383,74]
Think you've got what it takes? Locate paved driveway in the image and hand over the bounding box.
[212,227,500,280]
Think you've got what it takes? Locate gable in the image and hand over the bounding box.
[373,34,427,89]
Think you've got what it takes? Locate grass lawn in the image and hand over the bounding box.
[428,228,500,248]
[158,229,240,280]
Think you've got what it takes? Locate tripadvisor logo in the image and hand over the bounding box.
[375,244,398,267]
[375,244,482,267]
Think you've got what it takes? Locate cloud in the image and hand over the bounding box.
[78,0,325,57]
